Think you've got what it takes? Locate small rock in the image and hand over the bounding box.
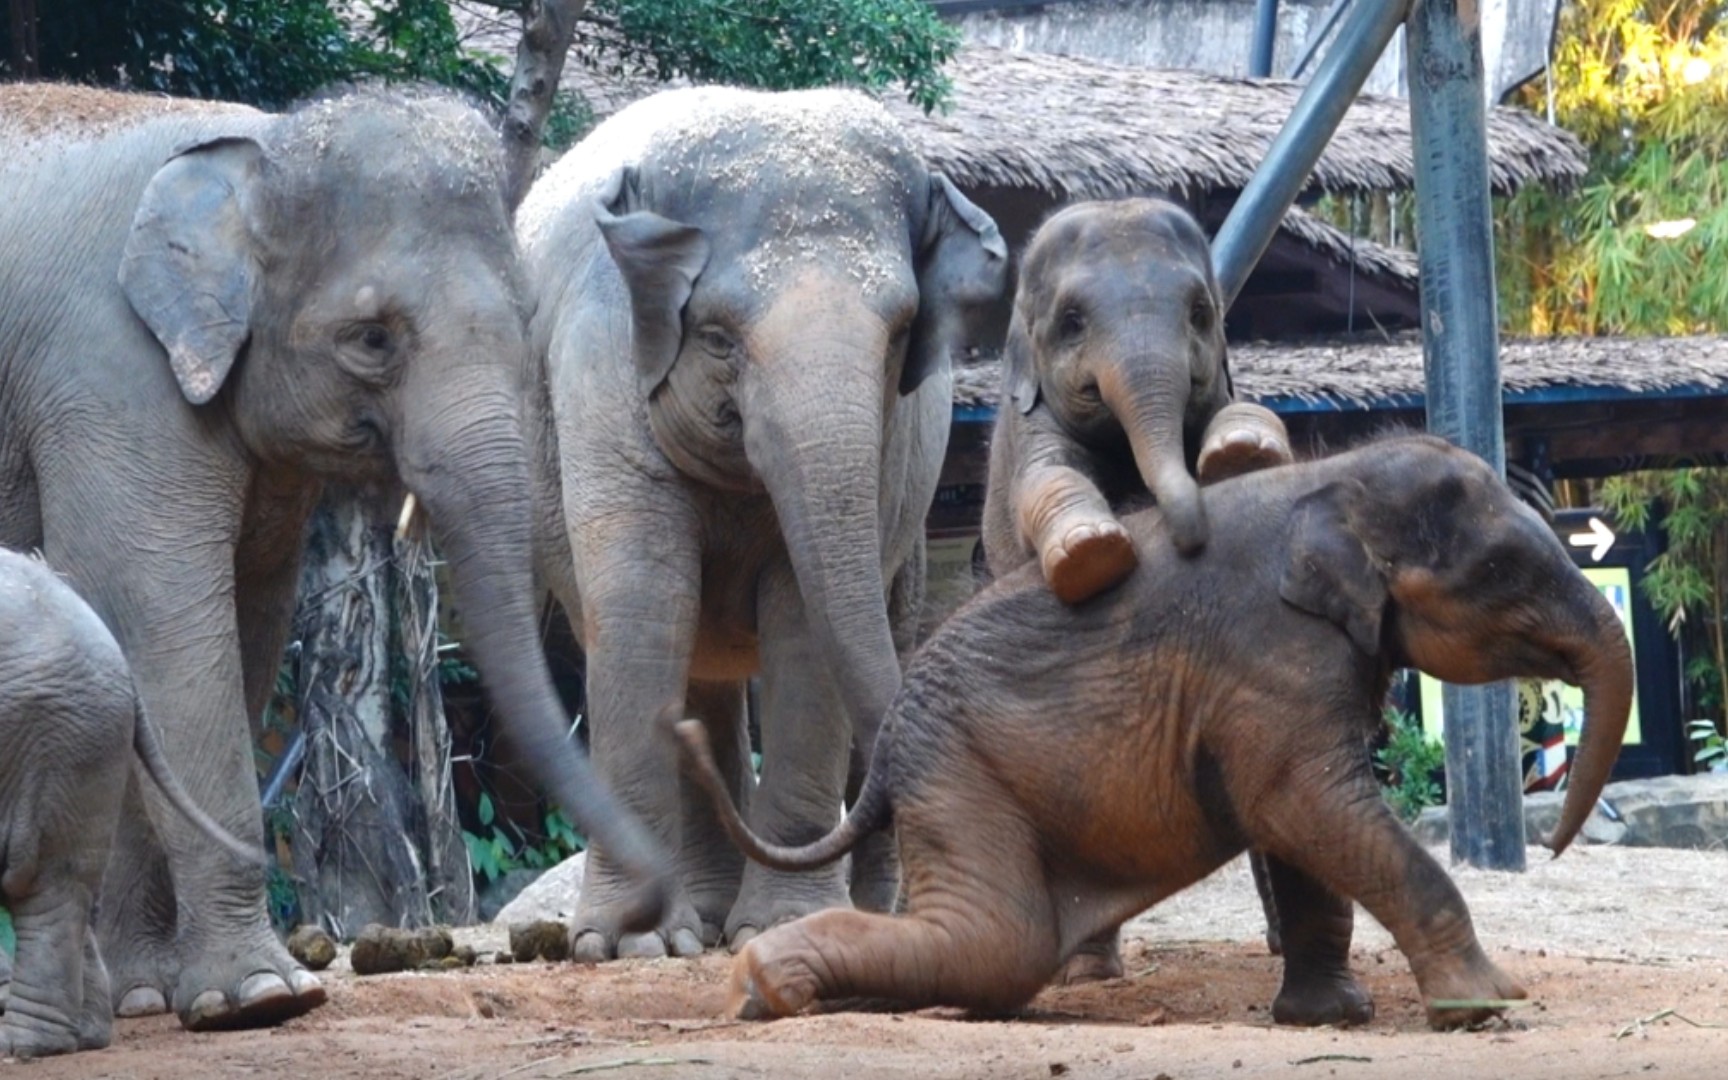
[439,956,467,970]
[286,925,338,971]
[509,919,572,963]
[493,950,516,965]
[1049,1065,1069,1077]
[351,924,455,975]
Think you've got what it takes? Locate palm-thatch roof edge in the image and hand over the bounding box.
[952,334,1728,412]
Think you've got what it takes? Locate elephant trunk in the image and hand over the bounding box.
[1547,580,1636,855]
[1098,358,1208,555]
[742,341,902,763]
[398,385,672,926]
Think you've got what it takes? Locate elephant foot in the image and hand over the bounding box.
[1041,519,1138,605]
[1417,949,1527,1030]
[0,1019,82,1061]
[1054,934,1123,985]
[151,928,326,1032]
[724,864,852,953]
[571,893,708,963]
[115,984,169,1018]
[727,931,818,1020]
[1271,968,1375,1027]
[1197,404,1293,485]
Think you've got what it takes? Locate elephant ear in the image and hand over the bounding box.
[904,173,1007,396]
[593,166,711,399]
[120,135,264,406]
[1278,482,1388,655]
[1002,307,1040,415]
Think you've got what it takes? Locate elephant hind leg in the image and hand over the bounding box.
[728,791,1060,1018]
[1054,927,1124,985]
[0,872,93,1058]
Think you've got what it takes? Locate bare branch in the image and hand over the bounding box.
[501,0,589,211]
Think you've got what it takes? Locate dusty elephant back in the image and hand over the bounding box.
[0,82,256,158]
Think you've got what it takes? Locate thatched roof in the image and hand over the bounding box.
[952,333,1728,412]
[885,45,1586,199]
[457,11,1587,201]
[1276,206,1417,288]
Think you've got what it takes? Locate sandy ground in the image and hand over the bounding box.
[14,844,1728,1080]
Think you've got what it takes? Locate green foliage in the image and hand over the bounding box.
[1497,1,1728,334]
[0,901,13,959]
[1690,719,1727,770]
[1375,706,1445,823]
[584,0,959,113]
[463,790,585,885]
[1600,468,1728,755]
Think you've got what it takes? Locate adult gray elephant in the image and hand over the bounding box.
[516,87,1006,959]
[0,84,668,1030]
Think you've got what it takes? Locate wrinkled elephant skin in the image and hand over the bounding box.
[515,87,1005,959]
[0,85,667,1031]
[680,435,1635,1030]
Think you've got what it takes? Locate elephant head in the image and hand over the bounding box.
[1279,435,1635,854]
[1004,198,1233,554]
[116,89,670,925]
[588,90,1007,743]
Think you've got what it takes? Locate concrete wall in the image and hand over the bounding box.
[949,0,1560,105]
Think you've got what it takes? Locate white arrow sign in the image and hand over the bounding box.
[1568,516,1616,562]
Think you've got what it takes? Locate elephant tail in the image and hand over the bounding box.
[131,695,270,868]
[670,714,892,872]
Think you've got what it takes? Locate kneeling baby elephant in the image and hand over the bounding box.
[0,550,263,1058]
[677,435,1635,1030]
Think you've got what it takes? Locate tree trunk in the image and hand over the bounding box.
[396,518,476,926]
[501,0,589,210]
[7,0,39,78]
[290,487,472,938]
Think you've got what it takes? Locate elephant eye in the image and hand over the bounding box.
[1189,296,1214,334]
[696,324,736,358]
[1058,307,1085,344]
[361,324,391,351]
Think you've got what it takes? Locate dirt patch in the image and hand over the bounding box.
[17,846,1728,1080]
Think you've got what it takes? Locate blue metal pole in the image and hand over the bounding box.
[1291,0,1355,80]
[1212,0,1410,308]
[1407,0,1526,871]
[1251,0,1280,76]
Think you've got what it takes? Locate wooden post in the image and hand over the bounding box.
[1407,0,1527,871]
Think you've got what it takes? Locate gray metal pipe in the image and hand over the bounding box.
[1251,0,1279,76]
[1211,0,1410,309]
[1407,0,1526,872]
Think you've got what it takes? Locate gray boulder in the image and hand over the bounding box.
[494,851,585,925]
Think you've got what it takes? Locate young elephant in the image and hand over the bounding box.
[982,198,1293,605]
[678,435,1634,1030]
[0,550,262,1058]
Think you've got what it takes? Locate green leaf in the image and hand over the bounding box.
[0,902,13,958]
[478,791,495,828]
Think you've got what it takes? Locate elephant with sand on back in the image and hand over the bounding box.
[516,86,1007,960]
[0,83,670,1031]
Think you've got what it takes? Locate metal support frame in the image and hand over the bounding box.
[1408,0,1525,871]
[1211,0,1408,307]
[1209,0,1525,870]
[1250,0,1280,76]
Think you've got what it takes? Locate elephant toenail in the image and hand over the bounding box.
[236,973,293,1011]
[186,989,232,1026]
[289,970,325,999]
[116,986,170,1018]
[570,932,611,965]
[616,932,669,960]
[670,928,704,957]
[728,925,760,953]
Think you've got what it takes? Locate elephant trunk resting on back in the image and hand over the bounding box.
[677,434,1635,1030]
[0,548,263,1059]
[516,86,1005,960]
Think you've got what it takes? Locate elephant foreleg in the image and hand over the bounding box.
[1196,402,1293,485]
[1013,460,1136,606]
[1053,928,1124,985]
[725,563,858,948]
[1248,757,1524,1030]
[568,513,706,961]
